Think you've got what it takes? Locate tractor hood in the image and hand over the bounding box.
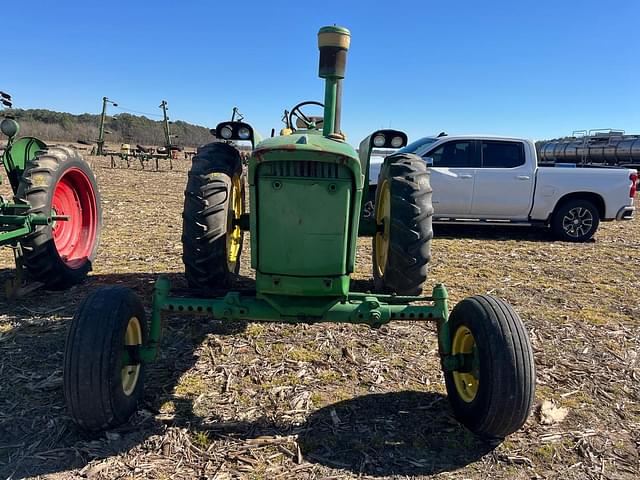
[250,133,363,189]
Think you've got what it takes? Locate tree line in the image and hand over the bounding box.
[2,108,214,148]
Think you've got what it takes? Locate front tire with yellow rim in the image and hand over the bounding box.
[182,142,245,293]
[373,153,433,295]
[443,295,536,439]
[63,286,148,430]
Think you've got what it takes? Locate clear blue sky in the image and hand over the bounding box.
[4,0,639,142]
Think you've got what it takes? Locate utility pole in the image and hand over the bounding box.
[159,100,172,152]
[97,96,117,156]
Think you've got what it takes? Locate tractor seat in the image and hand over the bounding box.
[295,115,324,129]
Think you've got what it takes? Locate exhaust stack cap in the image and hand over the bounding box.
[318,26,351,79]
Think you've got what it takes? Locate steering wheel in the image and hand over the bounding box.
[288,101,324,130]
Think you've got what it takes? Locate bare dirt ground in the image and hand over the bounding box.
[1,154,639,479]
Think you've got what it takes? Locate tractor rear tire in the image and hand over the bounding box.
[182,142,244,292]
[16,146,102,289]
[443,295,536,439]
[372,153,433,295]
[63,286,148,430]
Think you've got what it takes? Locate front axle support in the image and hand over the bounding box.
[133,277,451,363]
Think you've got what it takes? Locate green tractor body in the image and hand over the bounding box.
[0,109,102,295]
[250,26,362,300]
[251,132,361,298]
[64,26,536,441]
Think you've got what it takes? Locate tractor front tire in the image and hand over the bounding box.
[17,146,102,289]
[182,142,244,292]
[372,153,433,295]
[63,287,148,430]
[443,295,536,439]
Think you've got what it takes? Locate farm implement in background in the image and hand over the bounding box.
[95,97,185,170]
[63,27,536,440]
[0,92,102,298]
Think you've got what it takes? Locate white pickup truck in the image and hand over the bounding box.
[369,135,637,241]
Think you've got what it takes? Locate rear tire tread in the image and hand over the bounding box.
[373,153,433,295]
[182,142,244,292]
[16,146,102,289]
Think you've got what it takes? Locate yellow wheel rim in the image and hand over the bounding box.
[226,174,243,271]
[452,325,479,403]
[121,316,142,396]
[374,180,391,276]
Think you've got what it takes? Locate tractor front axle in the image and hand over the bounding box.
[132,277,451,364]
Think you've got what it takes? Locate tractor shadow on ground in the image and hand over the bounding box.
[0,271,494,478]
[157,391,495,477]
[297,391,495,476]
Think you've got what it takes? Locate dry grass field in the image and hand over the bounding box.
[1,154,638,479]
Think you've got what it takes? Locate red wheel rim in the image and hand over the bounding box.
[51,167,98,269]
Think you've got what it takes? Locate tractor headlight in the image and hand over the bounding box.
[0,118,19,137]
[372,134,386,147]
[391,136,404,148]
[220,125,233,139]
[238,126,251,140]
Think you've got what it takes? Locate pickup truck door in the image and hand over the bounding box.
[424,140,479,216]
[471,140,535,219]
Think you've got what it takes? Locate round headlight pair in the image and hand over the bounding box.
[372,134,404,149]
[220,125,251,140]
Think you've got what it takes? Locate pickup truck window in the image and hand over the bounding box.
[481,141,525,168]
[398,137,438,156]
[427,140,479,168]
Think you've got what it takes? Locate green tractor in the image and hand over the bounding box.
[0,98,102,296]
[63,27,535,439]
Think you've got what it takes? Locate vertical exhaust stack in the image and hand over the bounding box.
[318,26,350,137]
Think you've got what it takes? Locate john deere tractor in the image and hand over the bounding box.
[0,104,102,296]
[63,27,535,439]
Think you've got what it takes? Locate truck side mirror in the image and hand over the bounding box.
[424,156,434,166]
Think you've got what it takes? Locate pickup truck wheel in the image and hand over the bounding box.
[551,199,600,242]
[372,153,433,295]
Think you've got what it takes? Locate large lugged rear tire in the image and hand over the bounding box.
[182,142,244,292]
[16,146,102,289]
[443,295,536,439]
[63,287,148,430]
[372,153,433,295]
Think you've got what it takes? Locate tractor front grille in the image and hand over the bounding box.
[259,161,351,179]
